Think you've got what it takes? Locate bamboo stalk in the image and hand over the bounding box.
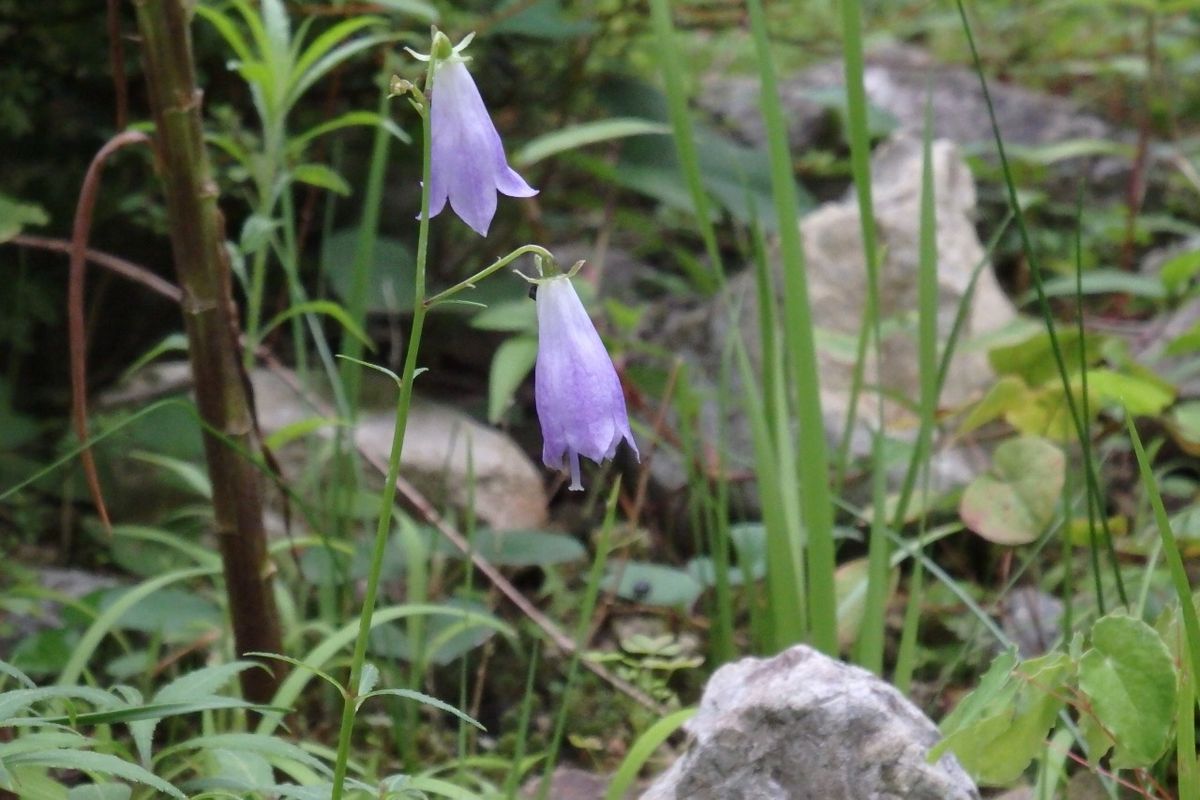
[132,0,284,703]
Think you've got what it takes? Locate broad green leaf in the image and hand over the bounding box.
[487,336,537,423]
[988,328,1101,386]
[0,686,118,722]
[322,231,415,314]
[513,118,671,167]
[291,163,351,195]
[935,650,1070,785]
[1077,614,1177,768]
[1168,400,1200,455]
[960,437,1065,545]
[603,562,703,608]
[1159,248,1200,294]
[1083,368,1174,415]
[959,375,1031,435]
[0,194,48,243]
[239,213,281,255]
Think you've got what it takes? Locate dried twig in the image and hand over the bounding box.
[67,130,151,535]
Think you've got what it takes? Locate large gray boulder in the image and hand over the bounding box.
[639,645,979,800]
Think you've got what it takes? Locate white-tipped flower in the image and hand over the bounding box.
[533,273,638,490]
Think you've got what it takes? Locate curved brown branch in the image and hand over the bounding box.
[68,130,151,535]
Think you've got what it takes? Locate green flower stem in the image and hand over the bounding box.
[329,55,437,800]
[423,243,556,308]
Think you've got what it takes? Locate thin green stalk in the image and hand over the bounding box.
[647,0,722,293]
[1177,637,1199,800]
[747,0,837,653]
[536,480,621,800]
[424,243,555,307]
[329,54,436,800]
[503,640,541,799]
[833,0,884,496]
[884,90,939,684]
[956,0,1126,607]
[1074,184,1105,614]
[1125,419,1200,703]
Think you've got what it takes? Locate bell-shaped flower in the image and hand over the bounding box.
[533,272,638,490]
[415,33,537,237]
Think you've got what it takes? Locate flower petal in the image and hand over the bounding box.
[534,275,636,490]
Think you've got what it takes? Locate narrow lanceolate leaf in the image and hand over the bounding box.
[1077,614,1177,769]
[4,750,185,799]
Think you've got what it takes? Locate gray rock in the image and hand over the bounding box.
[249,368,549,531]
[96,363,548,532]
[1000,586,1064,657]
[639,645,979,800]
[644,132,1015,501]
[521,766,633,800]
[354,396,548,531]
[701,44,1130,202]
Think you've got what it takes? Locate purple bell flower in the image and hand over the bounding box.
[416,33,537,237]
[534,273,638,490]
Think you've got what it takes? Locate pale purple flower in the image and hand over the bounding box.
[534,274,638,491]
[420,34,536,236]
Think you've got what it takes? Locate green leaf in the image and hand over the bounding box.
[960,436,1065,545]
[1077,614,1177,769]
[205,748,274,791]
[264,415,343,450]
[163,732,331,777]
[360,688,484,730]
[1083,368,1174,416]
[988,328,1102,386]
[358,663,380,696]
[513,118,671,167]
[370,0,438,20]
[67,785,131,800]
[1159,248,1200,294]
[0,659,37,690]
[262,299,372,349]
[1023,269,1165,302]
[288,110,408,157]
[605,707,696,800]
[447,529,586,568]
[603,562,704,608]
[490,0,597,38]
[322,230,415,314]
[0,193,49,243]
[487,336,537,423]
[959,375,1032,435]
[934,650,1071,786]
[5,750,185,799]
[291,163,351,195]
[127,451,212,499]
